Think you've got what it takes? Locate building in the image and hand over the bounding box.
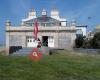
[86,31,94,40]
[86,25,100,40]
[76,25,87,37]
[6,9,77,55]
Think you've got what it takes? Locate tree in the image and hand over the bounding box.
[75,36,84,48]
[92,32,100,49]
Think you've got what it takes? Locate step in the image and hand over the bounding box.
[12,47,50,56]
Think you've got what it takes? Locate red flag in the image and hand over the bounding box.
[29,48,42,62]
[34,20,38,39]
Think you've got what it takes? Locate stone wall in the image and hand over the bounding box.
[6,28,76,55]
[57,32,76,49]
[9,35,22,46]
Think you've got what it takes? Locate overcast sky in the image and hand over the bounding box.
[0,0,100,44]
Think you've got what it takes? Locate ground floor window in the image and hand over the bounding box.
[26,36,54,48]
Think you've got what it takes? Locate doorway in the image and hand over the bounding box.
[42,36,54,47]
[42,36,48,46]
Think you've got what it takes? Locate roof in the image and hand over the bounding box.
[24,16,60,24]
[23,16,61,26]
[76,25,87,27]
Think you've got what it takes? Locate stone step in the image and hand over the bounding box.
[16,50,33,53]
[12,47,50,56]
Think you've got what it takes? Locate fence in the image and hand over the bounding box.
[74,48,100,54]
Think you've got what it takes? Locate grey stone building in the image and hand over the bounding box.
[6,9,76,55]
[95,25,100,33]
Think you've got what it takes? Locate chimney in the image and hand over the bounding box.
[28,9,36,18]
[42,9,47,17]
[51,8,59,19]
[6,20,11,26]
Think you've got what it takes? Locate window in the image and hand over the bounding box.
[76,29,83,34]
[27,40,29,42]
[30,40,32,42]
[49,36,54,42]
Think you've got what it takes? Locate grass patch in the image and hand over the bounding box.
[0,51,6,55]
[0,51,100,80]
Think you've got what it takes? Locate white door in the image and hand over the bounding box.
[27,36,38,47]
[48,36,54,47]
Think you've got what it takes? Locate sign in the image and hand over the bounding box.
[29,48,42,62]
